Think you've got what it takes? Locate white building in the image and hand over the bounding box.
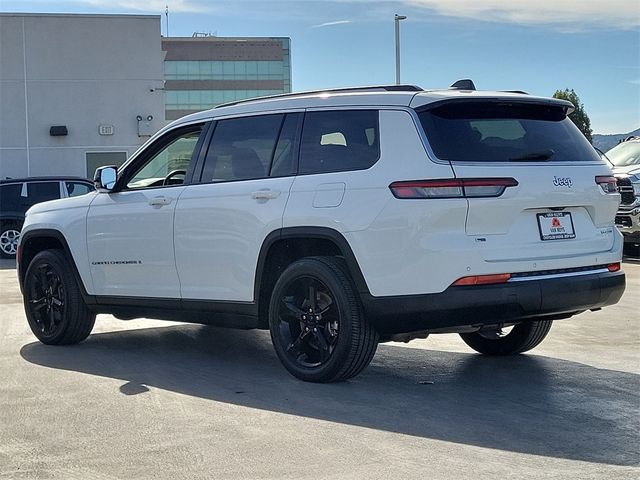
[0,13,165,179]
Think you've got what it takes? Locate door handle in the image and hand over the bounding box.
[148,196,173,206]
[251,189,281,200]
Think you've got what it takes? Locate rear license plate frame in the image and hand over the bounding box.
[537,212,576,241]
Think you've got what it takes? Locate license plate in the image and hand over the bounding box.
[537,212,575,241]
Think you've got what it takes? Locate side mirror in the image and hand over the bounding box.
[94,166,117,192]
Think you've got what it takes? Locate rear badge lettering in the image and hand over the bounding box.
[553,176,573,188]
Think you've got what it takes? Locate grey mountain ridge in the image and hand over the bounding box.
[593,128,640,152]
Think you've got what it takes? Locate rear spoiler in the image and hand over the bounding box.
[412,96,575,115]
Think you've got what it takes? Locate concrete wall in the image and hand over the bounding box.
[0,14,165,179]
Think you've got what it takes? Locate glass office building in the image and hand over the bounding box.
[162,37,291,120]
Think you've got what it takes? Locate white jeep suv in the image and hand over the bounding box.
[18,82,626,382]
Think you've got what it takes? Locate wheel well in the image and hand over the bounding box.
[256,236,366,327]
[0,219,22,230]
[18,234,65,290]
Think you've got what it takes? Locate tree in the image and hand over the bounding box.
[552,89,593,143]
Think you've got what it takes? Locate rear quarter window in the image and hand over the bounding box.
[418,101,601,163]
[65,182,94,197]
[299,110,380,174]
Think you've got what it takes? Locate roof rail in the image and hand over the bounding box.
[215,84,424,109]
[449,79,476,90]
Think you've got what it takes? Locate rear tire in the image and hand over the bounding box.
[268,256,378,383]
[24,249,95,345]
[459,320,553,355]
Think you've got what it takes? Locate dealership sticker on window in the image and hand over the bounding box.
[537,212,575,241]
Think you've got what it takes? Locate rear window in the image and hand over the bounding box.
[605,141,640,167]
[418,102,601,163]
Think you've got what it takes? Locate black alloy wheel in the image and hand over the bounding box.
[277,276,340,368]
[269,257,378,383]
[26,261,66,337]
[24,249,95,345]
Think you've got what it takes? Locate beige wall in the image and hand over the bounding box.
[0,14,165,178]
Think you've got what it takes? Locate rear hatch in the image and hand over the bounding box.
[415,98,620,264]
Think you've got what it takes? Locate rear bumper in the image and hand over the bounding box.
[361,270,626,334]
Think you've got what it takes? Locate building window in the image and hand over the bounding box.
[165,89,285,110]
[85,151,128,178]
[164,60,286,81]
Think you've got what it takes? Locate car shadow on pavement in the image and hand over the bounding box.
[20,324,639,467]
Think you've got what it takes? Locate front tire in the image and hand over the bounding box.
[24,249,95,345]
[268,257,378,383]
[459,320,553,355]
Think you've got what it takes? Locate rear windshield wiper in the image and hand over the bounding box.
[509,149,555,162]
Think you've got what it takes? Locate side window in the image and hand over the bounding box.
[201,114,283,183]
[125,126,203,189]
[0,184,22,212]
[299,110,380,174]
[26,182,61,206]
[65,182,94,197]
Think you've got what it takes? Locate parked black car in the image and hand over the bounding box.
[0,177,94,258]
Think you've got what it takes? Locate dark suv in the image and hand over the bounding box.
[0,177,94,258]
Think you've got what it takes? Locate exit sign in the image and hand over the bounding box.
[98,124,114,136]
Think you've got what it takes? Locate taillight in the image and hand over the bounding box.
[607,263,621,272]
[389,178,518,199]
[595,176,618,194]
[452,273,512,286]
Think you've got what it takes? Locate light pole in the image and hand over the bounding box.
[394,14,407,85]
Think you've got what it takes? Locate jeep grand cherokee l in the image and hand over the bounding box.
[17,82,625,382]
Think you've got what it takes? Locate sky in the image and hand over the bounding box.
[1,0,639,134]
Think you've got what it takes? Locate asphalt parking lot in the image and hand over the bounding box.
[1,258,638,480]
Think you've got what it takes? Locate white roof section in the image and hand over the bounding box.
[173,91,418,126]
[168,85,575,130]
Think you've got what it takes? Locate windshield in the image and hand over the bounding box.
[418,101,602,163]
[605,141,640,167]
